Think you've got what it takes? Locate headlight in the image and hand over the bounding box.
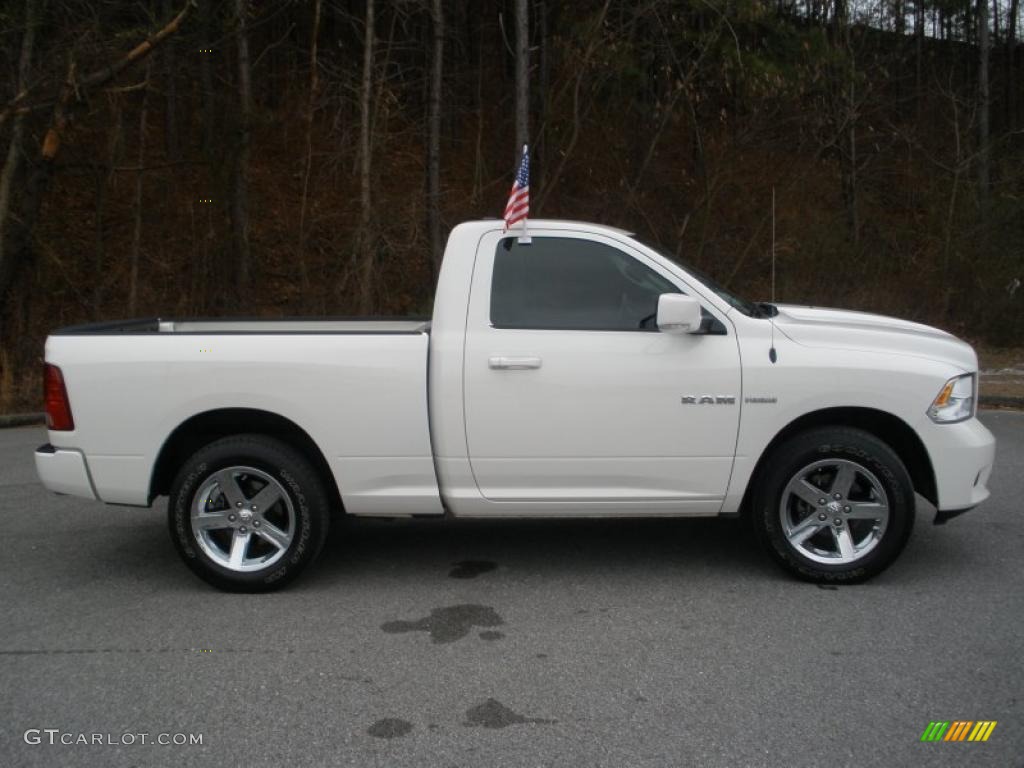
[927,374,975,423]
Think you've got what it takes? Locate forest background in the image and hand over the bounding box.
[0,0,1021,411]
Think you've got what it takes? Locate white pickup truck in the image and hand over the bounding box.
[35,219,995,591]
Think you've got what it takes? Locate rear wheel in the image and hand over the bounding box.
[168,435,330,592]
[751,427,915,583]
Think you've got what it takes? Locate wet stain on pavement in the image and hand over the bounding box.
[478,630,505,641]
[367,718,413,739]
[382,604,504,644]
[463,698,555,729]
[448,560,497,579]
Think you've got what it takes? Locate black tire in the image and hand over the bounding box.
[168,434,330,592]
[750,427,915,583]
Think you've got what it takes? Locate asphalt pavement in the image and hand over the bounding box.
[1,413,1021,767]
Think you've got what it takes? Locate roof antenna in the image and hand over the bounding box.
[769,186,778,364]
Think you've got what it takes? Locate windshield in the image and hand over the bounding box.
[633,235,760,317]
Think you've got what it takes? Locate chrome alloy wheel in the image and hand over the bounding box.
[190,466,295,572]
[779,459,890,565]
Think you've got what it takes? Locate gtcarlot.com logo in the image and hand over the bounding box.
[920,720,997,742]
[24,729,203,746]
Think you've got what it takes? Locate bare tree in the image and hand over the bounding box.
[298,0,323,291]
[428,0,444,280]
[831,0,859,243]
[0,0,38,298]
[0,2,193,318]
[200,0,216,156]
[915,0,925,111]
[161,0,180,161]
[130,59,155,315]
[231,0,253,294]
[977,0,990,202]
[1006,0,1019,127]
[515,0,529,158]
[357,0,376,313]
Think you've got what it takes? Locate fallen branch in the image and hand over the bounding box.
[0,1,195,129]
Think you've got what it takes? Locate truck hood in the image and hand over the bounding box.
[771,304,977,372]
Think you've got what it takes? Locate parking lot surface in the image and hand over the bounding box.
[1,413,1021,767]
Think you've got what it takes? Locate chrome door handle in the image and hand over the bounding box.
[488,356,542,370]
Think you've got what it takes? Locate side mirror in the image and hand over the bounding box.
[656,294,703,334]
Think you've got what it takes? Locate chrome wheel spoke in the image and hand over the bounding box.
[214,470,247,508]
[255,521,290,551]
[791,480,825,508]
[846,501,887,519]
[787,515,827,546]
[832,523,856,560]
[228,530,251,568]
[830,463,856,498]
[193,512,232,531]
[250,482,282,512]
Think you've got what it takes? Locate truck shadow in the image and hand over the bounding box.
[309,515,781,587]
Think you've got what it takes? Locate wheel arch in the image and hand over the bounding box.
[150,408,342,511]
[741,407,937,513]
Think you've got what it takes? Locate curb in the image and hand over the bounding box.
[0,412,45,428]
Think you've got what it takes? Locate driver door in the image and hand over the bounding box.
[462,230,741,514]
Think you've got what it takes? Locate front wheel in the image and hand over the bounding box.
[168,435,330,592]
[751,427,915,583]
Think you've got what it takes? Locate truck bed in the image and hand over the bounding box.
[42,319,442,515]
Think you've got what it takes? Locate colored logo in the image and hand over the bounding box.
[920,721,997,742]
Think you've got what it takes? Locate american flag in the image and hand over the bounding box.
[504,145,529,230]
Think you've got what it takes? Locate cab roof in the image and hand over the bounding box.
[455,219,636,239]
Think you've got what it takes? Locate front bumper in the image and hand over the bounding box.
[922,416,995,515]
[35,444,97,500]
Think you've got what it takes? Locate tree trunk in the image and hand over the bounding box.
[357,0,376,313]
[1006,0,1019,125]
[0,0,38,316]
[915,0,924,114]
[834,0,859,243]
[200,0,216,156]
[515,0,529,159]
[298,0,322,292]
[536,0,549,199]
[130,60,154,316]
[428,0,444,282]
[832,0,845,33]
[471,11,485,203]
[161,0,179,161]
[232,0,253,295]
[94,101,124,316]
[978,0,990,202]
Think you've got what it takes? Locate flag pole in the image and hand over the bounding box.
[517,144,531,244]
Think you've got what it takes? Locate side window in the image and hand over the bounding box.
[490,237,680,331]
